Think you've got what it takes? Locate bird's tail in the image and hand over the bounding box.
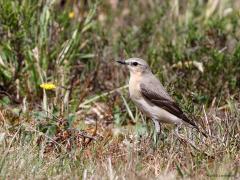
[193,125,208,138]
[182,114,208,138]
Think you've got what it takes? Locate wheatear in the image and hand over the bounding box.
[117,58,207,141]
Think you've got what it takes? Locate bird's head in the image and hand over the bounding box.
[117,58,150,75]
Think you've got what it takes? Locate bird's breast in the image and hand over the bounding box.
[129,76,142,100]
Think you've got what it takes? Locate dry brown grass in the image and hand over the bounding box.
[0,0,240,179]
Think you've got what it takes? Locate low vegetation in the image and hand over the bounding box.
[0,0,239,179]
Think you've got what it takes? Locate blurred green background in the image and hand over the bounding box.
[0,0,239,178]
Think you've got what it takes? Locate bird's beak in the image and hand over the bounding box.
[117,60,127,65]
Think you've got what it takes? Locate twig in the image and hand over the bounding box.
[203,105,211,136]
[22,123,68,152]
[174,132,213,158]
[35,104,60,120]
[0,90,21,104]
[79,85,129,108]
[69,128,97,140]
[0,125,22,171]
[0,110,6,125]
[120,93,135,123]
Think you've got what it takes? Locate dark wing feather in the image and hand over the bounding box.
[140,83,196,127]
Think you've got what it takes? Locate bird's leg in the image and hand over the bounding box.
[152,119,161,146]
[174,124,182,138]
[153,119,161,135]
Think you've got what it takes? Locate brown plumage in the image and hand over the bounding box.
[117,58,207,138]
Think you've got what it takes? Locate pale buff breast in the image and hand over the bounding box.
[128,73,143,100]
[129,74,152,117]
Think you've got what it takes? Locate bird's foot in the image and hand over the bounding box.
[151,119,161,149]
[152,131,161,148]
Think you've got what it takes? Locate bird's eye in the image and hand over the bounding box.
[132,62,138,66]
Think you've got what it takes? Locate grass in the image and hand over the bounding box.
[0,0,239,179]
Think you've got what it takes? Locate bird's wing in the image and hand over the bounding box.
[140,83,196,127]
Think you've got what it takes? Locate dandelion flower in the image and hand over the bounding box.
[68,11,75,19]
[40,83,56,90]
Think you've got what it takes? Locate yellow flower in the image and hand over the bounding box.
[40,83,56,90]
[68,11,75,19]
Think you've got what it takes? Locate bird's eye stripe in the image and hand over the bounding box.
[132,62,138,66]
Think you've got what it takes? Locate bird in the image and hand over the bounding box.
[117,58,207,143]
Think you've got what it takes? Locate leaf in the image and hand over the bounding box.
[193,61,204,73]
[0,96,11,106]
[0,55,5,67]
[172,61,204,73]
